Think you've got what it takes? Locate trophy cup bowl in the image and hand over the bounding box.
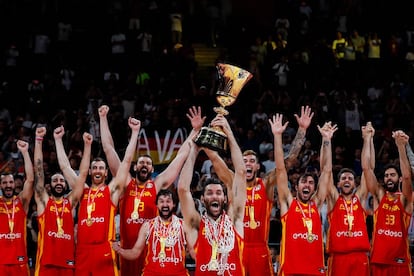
[194,63,252,152]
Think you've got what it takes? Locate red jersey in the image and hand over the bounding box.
[36,197,75,269]
[244,178,272,245]
[279,199,326,275]
[327,195,370,253]
[370,192,412,266]
[0,196,28,265]
[194,214,245,276]
[119,179,158,275]
[77,185,117,245]
[119,179,158,247]
[142,215,189,276]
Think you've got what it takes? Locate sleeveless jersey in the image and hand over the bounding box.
[0,196,28,265]
[244,178,272,245]
[36,197,75,269]
[279,199,326,275]
[77,185,116,245]
[370,192,412,266]
[194,214,245,276]
[327,195,370,253]
[119,179,158,248]
[119,179,158,276]
[142,215,188,275]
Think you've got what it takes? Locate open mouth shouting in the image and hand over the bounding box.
[2,187,14,197]
[246,167,255,180]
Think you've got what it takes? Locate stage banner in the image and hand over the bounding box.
[137,127,188,166]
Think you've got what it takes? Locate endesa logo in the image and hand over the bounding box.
[377,228,403,237]
[0,232,22,239]
[292,232,320,241]
[152,256,181,264]
[80,217,105,226]
[126,217,148,224]
[48,231,72,240]
[199,262,237,272]
[336,230,364,237]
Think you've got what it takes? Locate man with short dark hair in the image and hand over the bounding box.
[178,114,246,275]
[0,140,34,275]
[363,123,413,275]
[112,189,189,275]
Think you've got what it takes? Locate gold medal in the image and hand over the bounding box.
[208,259,219,271]
[250,220,257,229]
[207,241,219,271]
[57,227,65,236]
[131,211,139,220]
[249,206,257,229]
[57,217,64,235]
[158,237,166,259]
[8,220,14,234]
[347,214,354,232]
[86,203,94,226]
[304,217,313,242]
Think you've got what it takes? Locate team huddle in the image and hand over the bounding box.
[0,105,412,276]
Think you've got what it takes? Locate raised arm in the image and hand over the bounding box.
[203,147,234,188]
[17,139,34,212]
[155,106,205,191]
[54,126,78,187]
[112,221,149,260]
[361,122,383,205]
[285,105,314,168]
[210,114,246,234]
[356,123,372,203]
[393,130,413,213]
[98,105,121,177]
[315,122,337,208]
[110,117,141,205]
[70,132,93,208]
[33,127,48,214]
[266,105,314,199]
[270,113,291,216]
[406,142,414,175]
[177,141,200,249]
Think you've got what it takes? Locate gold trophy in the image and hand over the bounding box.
[194,63,252,152]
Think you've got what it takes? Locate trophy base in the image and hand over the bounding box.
[194,126,227,153]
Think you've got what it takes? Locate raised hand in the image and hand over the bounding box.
[317,121,338,140]
[53,126,65,140]
[186,106,205,131]
[36,127,46,138]
[98,105,110,118]
[211,114,231,135]
[269,113,289,135]
[83,132,93,146]
[393,130,409,147]
[128,117,141,132]
[294,105,314,130]
[16,140,29,153]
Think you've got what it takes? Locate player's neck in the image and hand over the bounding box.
[53,195,63,201]
[246,179,257,188]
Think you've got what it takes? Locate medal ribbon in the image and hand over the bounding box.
[206,214,225,270]
[132,183,146,217]
[87,184,103,219]
[2,196,16,233]
[249,186,257,226]
[342,196,354,232]
[53,199,67,234]
[296,199,312,236]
